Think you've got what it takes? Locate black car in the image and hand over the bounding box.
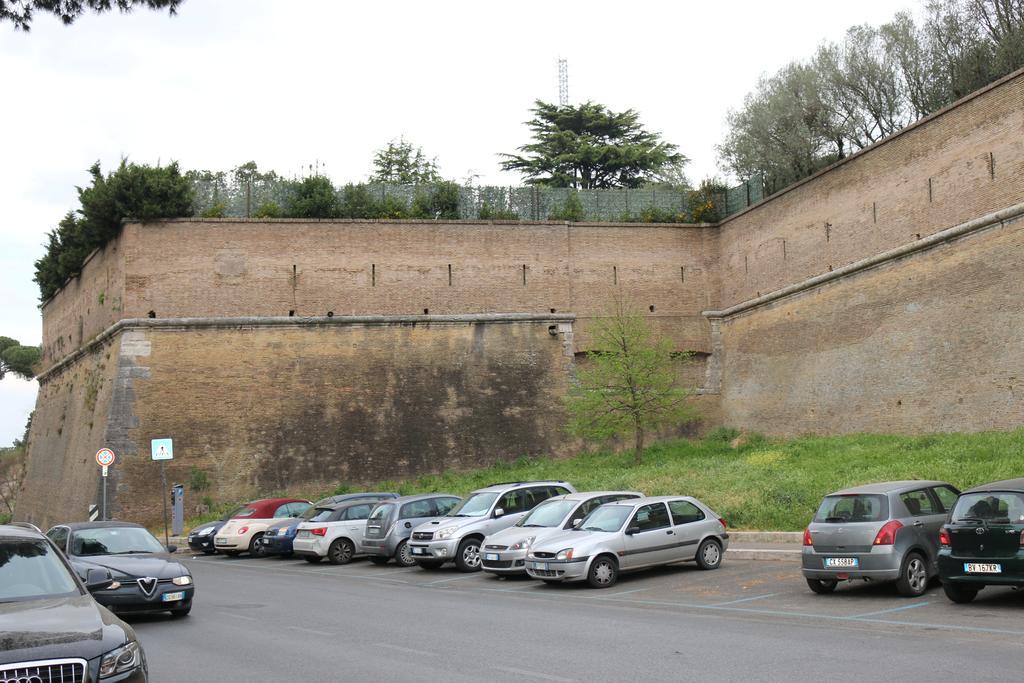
[46,521,194,616]
[938,477,1024,603]
[186,509,242,554]
[0,523,148,682]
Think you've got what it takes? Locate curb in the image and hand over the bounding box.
[726,547,800,562]
[729,531,802,544]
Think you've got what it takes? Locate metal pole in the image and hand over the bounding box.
[102,474,107,521]
[161,461,170,548]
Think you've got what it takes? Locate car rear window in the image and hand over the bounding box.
[813,494,888,523]
[952,492,1024,524]
[307,507,335,522]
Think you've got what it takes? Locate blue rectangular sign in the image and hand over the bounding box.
[151,438,174,461]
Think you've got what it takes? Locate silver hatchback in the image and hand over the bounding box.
[802,480,960,597]
[361,494,461,566]
[481,491,643,576]
[525,496,728,588]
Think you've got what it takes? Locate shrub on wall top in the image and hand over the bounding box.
[285,175,342,218]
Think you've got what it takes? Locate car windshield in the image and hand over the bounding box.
[0,537,81,603]
[69,527,166,556]
[952,492,1024,524]
[578,505,632,532]
[516,500,576,527]
[223,506,249,520]
[307,507,336,523]
[813,494,887,523]
[232,507,258,518]
[446,492,499,517]
[369,504,395,521]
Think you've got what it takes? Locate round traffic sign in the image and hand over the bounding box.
[96,448,116,467]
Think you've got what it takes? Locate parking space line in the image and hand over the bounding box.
[217,611,257,621]
[851,602,930,618]
[708,593,778,606]
[423,574,484,586]
[492,665,576,682]
[378,643,436,657]
[583,587,651,599]
[286,625,334,636]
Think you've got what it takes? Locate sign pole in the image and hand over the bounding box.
[102,466,108,521]
[95,448,116,522]
[160,460,170,548]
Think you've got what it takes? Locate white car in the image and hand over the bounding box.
[293,500,376,564]
[213,498,311,557]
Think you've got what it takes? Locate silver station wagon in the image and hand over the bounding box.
[361,494,462,566]
[802,480,960,597]
[525,495,728,588]
[481,491,643,576]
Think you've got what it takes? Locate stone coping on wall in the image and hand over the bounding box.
[36,312,577,384]
[124,217,714,228]
[703,201,1024,322]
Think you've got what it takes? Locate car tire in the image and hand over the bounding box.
[695,538,723,570]
[942,581,979,604]
[369,556,390,566]
[303,556,322,564]
[170,603,192,618]
[896,552,929,597]
[417,560,445,570]
[588,555,618,589]
[327,538,355,565]
[248,534,267,557]
[455,538,482,573]
[395,540,417,568]
[806,578,838,594]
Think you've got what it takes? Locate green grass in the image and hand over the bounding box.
[181,429,1024,533]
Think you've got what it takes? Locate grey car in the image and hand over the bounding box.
[525,495,728,588]
[361,494,462,566]
[802,480,960,597]
[408,481,576,572]
[481,491,643,576]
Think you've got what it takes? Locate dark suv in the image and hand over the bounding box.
[0,523,148,681]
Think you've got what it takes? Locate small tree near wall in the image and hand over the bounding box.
[565,299,693,464]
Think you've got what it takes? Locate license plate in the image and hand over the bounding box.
[824,557,858,568]
[162,591,185,602]
[965,563,1002,573]
[297,530,310,537]
[530,562,549,571]
[215,538,229,546]
[485,553,499,561]
[411,546,426,555]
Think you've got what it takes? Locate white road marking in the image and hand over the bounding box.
[423,574,484,586]
[852,601,930,618]
[377,643,436,657]
[708,593,778,606]
[286,625,334,636]
[584,587,650,598]
[492,665,576,682]
[217,611,257,621]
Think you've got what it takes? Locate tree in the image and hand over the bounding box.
[285,175,340,218]
[0,0,182,30]
[0,337,40,380]
[500,100,688,189]
[565,299,693,464]
[369,138,442,184]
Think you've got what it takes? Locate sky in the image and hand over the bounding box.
[0,0,918,445]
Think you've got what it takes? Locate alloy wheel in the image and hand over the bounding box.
[462,542,481,568]
[907,557,927,594]
[702,542,721,567]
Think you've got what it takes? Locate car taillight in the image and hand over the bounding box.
[719,517,728,529]
[311,527,327,537]
[237,526,249,535]
[803,527,813,546]
[1020,529,1024,547]
[939,528,951,547]
[873,520,903,545]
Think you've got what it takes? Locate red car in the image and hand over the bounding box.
[212,498,311,557]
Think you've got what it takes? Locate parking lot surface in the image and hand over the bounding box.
[128,553,1024,681]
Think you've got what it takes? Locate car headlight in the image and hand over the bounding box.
[436,526,459,540]
[172,575,192,586]
[199,527,215,536]
[99,640,142,678]
[509,537,535,551]
[556,548,574,560]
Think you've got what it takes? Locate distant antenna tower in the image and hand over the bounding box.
[558,58,569,106]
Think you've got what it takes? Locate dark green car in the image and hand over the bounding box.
[938,478,1024,603]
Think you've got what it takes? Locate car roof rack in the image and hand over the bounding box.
[7,521,42,533]
[486,480,566,487]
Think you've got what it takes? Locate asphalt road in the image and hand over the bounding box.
[127,553,1024,682]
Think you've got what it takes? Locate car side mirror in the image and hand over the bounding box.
[493,508,505,518]
[404,522,412,529]
[85,568,114,592]
[625,526,640,536]
[166,544,178,554]
[572,519,583,528]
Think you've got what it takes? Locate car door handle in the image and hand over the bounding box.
[666,530,674,535]
[913,521,924,527]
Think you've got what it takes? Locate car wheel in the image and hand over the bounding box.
[327,538,355,565]
[805,578,838,594]
[695,538,723,570]
[369,556,390,566]
[170,603,192,617]
[248,534,267,557]
[896,552,929,597]
[943,581,979,604]
[588,555,618,588]
[395,540,417,568]
[417,560,445,570]
[304,555,322,564]
[455,538,482,572]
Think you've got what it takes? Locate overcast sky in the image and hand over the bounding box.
[0,0,917,445]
